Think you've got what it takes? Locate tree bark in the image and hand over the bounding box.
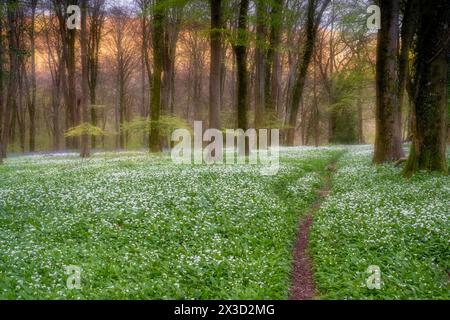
[398,0,418,139]
[265,0,283,117]
[234,0,250,155]
[2,0,20,159]
[140,0,152,147]
[28,0,37,152]
[149,0,165,152]
[254,0,266,129]
[54,0,79,150]
[404,0,449,175]
[209,0,222,131]
[88,0,105,150]
[0,3,4,163]
[80,0,90,157]
[373,0,404,163]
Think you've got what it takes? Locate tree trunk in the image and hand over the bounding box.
[88,0,105,150]
[398,0,418,138]
[141,1,152,147]
[119,71,126,149]
[233,0,250,155]
[55,1,80,150]
[80,0,90,157]
[209,0,222,131]
[28,0,37,152]
[373,0,404,163]
[0,3,5,163]
[404,0,449,175]
[254,0,266,130]
[287,0,330,146]
[357,95,365,144]
[2,0,20,159]
[149,0,165,152]
[265,0,283,117]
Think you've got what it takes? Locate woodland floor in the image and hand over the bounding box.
[0,146,448,299]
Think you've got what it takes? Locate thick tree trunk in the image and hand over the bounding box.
[0,4,4,163]
[373,0,404,163]
[149,0,165,152]
[404,0,449,175]
[80,0,90,157]
[2,0,20,159]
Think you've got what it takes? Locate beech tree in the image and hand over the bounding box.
[88,0,106,149]
[0,1,4,164]
[54,0,80,150]
[209,0,222,132]
[149,0,165,152]
[373,0,404,163]
[79,0,90,158]
[404,0,449,175]
[233,0,250,155]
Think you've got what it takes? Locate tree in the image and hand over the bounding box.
[254,0,266,130]
[161,0,187,114]
[0,1,4,164]
[80,0,90,157]
[54,0,80,150]
[373,0,404,163]
[109,6,136,150]
[42,6,64,152]
[2,0,20,159]
[265,0,283,116]
[27,0,38,152]
[404,0,449,175]
[137,0,152,146]
[286,0,330,146]
[88,0,106,149]
[233,0,250,155]
[149,0,165,152]
[209,0,222,131]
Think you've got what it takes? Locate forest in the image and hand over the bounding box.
[0,0,449,301]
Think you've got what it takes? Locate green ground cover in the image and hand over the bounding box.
[0,148,339,299]
[311,146,449,299]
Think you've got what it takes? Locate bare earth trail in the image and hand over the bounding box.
[289,163,336,300]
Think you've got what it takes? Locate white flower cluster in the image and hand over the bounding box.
[310,146,449,299]
[0,148,339,299]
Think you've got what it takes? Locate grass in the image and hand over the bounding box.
[0,148,341,299]
[310,146,450,299]
[1,146,447,300]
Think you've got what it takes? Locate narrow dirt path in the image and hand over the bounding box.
[288,164,335,300]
